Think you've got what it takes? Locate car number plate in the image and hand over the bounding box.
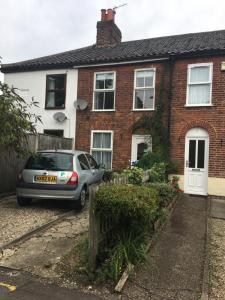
[34,175,57,183]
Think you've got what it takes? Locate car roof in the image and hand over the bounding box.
[37,149,90,156]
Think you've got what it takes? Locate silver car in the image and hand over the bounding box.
[16,150,104,209]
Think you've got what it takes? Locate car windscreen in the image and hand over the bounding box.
[25,153,73,171]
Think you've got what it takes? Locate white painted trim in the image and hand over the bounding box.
[91,109,115,112]
[90,130,114,169]
[92,71,116,111]
[184,128,209,195]
[186,62,213,107]
[131,134,152,164]
[133,68,156,110]
[73,57,169,69]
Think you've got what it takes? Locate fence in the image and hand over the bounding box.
[0,134,73,194]
[88,170,150,271]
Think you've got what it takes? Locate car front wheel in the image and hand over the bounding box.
[17,197,32,206]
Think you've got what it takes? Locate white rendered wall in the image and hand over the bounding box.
[4,69,77,140]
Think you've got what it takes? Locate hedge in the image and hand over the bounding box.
[93,183,178,281]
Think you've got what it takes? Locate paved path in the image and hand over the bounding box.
[122,195,207,300]
[210,198,225,219]
[0,267,102,300]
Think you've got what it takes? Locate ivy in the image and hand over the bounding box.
[132,72,169,161]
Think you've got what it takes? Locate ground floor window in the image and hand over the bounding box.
[91,131,113,169]
[44,129,64,137]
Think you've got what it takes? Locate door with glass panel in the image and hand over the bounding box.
[184,128,209,195]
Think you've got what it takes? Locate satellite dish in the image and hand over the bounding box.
[53,112,67,122]
[73,99,88,110]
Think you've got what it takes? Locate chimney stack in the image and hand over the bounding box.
[96,8,122,48]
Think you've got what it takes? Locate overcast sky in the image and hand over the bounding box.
[1,0,225,81]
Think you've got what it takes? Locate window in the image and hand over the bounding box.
[45,74,66,109]
[93,72,115,110]
[44,130,64,137]
[25,152,73,171]
[78,154,90,170]
[187,63,213,106]
[91,131,113,169]
[86,154,98,169]
[134,69,155,110]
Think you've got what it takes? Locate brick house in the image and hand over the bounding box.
[2,8,225,196]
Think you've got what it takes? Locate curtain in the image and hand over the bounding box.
[189,84,210,104]
[190,66,209,83]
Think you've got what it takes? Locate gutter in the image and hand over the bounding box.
[72,57,170,69]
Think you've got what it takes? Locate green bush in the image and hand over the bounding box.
[137,151,164,170]
[122,167,143,185]
[94,184,160,281]
[146,182,177,208]
[95,184,159,229]
[148,162,167,183]
[102,169,114,182]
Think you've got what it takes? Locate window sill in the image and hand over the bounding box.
[45,107,66,110]
[132,109,155,111]
[184,104,213,108]
[91,109,116,112]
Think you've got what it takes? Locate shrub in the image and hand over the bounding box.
[102,169,114,182]
[137,151,164,170]
[146,182,177,208]
[122,167,143,185]
[149,162,167,183]
[137,151,178,178]
[94,184,160,281]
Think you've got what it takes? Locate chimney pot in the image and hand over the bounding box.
[101,9,106,21]
[106,8,115,21]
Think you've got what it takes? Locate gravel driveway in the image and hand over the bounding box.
[209,218,225,299]
[0,195,71,247]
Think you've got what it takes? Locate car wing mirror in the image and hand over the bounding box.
[98,163,105,169]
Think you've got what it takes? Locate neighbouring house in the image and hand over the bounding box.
[2,66,77,139]
[1,8,225,197]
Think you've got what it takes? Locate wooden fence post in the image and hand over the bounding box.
[89,184,100,272]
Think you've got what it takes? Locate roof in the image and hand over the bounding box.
[38,150,88,156]
[2,29,225,73]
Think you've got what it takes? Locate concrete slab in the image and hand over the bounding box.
[122,195,207,300]
[0,268,102,300]
[210,198,225,219]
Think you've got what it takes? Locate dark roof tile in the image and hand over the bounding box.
[2,29,225,72]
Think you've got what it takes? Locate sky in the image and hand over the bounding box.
[1,0,225,81]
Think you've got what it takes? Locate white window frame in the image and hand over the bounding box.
[92,71,116,111]
[90,130,113,169]
[133,68,156,111]
[186,63,213,107]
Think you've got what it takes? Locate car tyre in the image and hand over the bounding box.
[17,197,32,206]
[75,187,87,211]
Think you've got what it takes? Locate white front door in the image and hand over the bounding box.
[131,135,152,165]
[184,128,209,196]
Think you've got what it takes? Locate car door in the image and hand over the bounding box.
[85,154,103,183]
[77,154,92,186]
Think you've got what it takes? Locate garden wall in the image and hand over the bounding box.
[0,134,73,194]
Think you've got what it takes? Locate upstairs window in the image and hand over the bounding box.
[134,69,155,110]
[91,131,113,169]
[93,72,115,110]
[45,74,66,109]
[187,63,213,106]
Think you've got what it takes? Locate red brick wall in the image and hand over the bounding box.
[76,62,171,170]
[170,55,225,178]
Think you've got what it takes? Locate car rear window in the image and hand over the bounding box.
[25,153,73,171]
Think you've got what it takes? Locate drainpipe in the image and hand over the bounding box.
[167,56,175,153]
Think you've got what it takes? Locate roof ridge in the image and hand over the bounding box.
[1,28,225,73]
